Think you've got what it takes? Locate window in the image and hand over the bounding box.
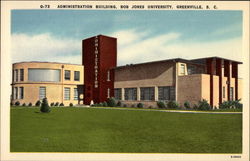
[39,87,46,100]
[223,86,225,98]
[107,88,110,98]
[187,65,196,75]
[180,64,185,75]
[14,69,18,82]
[158,86,176,101]
[19,87,24,99]
[125,88,137,100]
[158,87,170,100]
[20,69,24,81]
[64,88,70,100]
[170,86,176,100]
[12,70,14,82]
[74,88,78,100]
[107,70,110,81]
[74,71,80,81]
[114,88,122,100]
[140,87,155,101]
[64,70,71,80]
[230,87,234,101]
[28,69,61,82]
[14,87,18,99]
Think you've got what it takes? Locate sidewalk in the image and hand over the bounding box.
[84,106,242,114]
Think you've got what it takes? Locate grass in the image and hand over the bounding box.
[11,106,242,153]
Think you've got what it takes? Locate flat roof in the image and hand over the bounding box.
[190,56,243,64]
[114,56,243,70]
[82,34,117,41]
[13,61,83,66]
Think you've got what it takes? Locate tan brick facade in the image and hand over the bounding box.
[11,62,84,106]
[114,58,242,108]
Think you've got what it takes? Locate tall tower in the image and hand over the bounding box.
[82,35,117,104]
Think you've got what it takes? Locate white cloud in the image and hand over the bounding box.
[12,30,243,70]
[11,33,82,64]
[110,29,148,47]
[109,29,243,66]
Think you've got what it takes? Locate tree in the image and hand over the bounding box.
[40,98,50,113]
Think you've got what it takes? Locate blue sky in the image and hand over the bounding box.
[11,10,243,65]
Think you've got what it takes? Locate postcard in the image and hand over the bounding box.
[1,1,249,161]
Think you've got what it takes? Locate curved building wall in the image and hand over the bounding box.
[11,62,84,106]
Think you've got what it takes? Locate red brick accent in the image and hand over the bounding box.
[82,35,117,104]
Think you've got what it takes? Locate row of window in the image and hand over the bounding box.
[13,87,24,99]
[114,86,176,101]
[13,87,79,101]
[13,69,24,82]
[64,70,80,81]
[13,69,80,82]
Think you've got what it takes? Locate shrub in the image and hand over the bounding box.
[116,101,122,107]
[10,102,13,106]
[69,103,73,107]
[137,103,143,108]
[50,102,54,107]
[107,97,116,107]
[35,100,41,106]
[102,101,108,107]
[93,103,103,107]
[157,101,166,109]
[55,102,59,106]
[193,104,198,110]
[15,101,20,106]
[148,106,152,109]
[197,99,211,111]
[184,101,191,109]
[59,103,64,107]
[131,104,135,108]
[22,103,26,106]
[28,102,32,106]
[40,98,50,113]
[123,104,127,107]
[167,101,179,109]
[219,100,243,109]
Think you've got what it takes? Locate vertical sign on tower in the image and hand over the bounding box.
[94,36,99,88]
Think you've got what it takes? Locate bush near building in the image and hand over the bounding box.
[15,101,20,106]
[59,103,64,107]
[28,102,32,106]
[102,101,108,107]
[219,100,243,109]
[184,101,191,109]
[137,103,143,108]
[116,101,122,107]
[22,103,26,106]
[197,99,211,110]
[55,102,59,107]
[50,102,54,107]
[157,101,166,109]
[35,100,41,106]
[69,103,74,107]
[167,101,179,109]
[107,97,116,107]
[40,98,50,113]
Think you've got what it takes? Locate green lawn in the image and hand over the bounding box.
[10,107,242,153]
